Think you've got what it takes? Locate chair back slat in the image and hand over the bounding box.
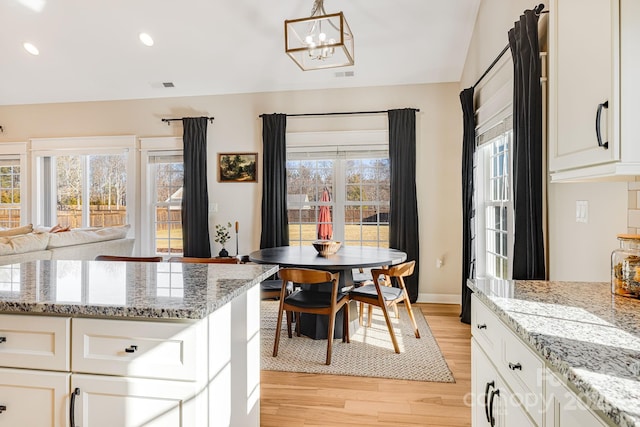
[278,268,336,285]
[168,257,239,264]
[95,255,163,262]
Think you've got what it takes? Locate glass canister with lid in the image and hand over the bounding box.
[611,234,640,298]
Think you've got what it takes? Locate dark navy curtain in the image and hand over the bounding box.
[388,108,420,303]
[459,88,476,324]
[509,9,546,280]
[181,117,211,258]
[260,114,289,249]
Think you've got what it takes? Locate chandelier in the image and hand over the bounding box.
[284,0,354,71]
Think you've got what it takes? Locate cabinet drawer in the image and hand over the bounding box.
[0,314,70,371]
[499,318,545,425]
[72,317,207,381]
[471,294,505,360]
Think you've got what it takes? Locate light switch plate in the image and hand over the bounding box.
[576,200,588,223]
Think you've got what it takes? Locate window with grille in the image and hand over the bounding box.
[476,117,514,279]
[286,136,390,248]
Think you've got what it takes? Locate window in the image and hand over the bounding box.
[0,157,23,228]
[32,136,136,230]
[0,144,27,229]
[286,131,390,248]
[476,117,514,279]
[140,137,184,257]
[148,153,184,255]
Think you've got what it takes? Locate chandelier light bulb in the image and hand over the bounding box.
[305,35,314,44]
[318,32,327,42]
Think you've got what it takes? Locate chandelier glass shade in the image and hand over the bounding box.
[284,0,354,71]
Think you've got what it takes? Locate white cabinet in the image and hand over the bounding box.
[0,282,261,427]
[545,371,608,427]
[70,374,203,427]
[548,0,640,181]
[471,295,542,426]
[472,340,535,427]
[0,368,69,426]
[471,295,610,426]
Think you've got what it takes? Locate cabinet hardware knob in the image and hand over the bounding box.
[484,381,495,422]
[595,100,609,149]
[125,345,138,353]
[508,362,522,370]
[0,405,6,413]
[0,337,6,343]
[476,324,487,330]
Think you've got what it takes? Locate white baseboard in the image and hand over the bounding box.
[416,293,461,305]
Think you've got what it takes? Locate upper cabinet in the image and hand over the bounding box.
[548,0,640,181]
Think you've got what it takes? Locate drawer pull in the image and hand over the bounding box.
[125,345,138,353]
[0,337,6,343]
[508,362,522,371]
[70,388,80,427]
[0,405,6,413]
[476,324,487,330]
[484,381,495,422]
[595,100,609,149]
[489,388,500,427]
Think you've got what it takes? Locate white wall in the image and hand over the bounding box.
[460,0,628,282]
[0,83,463,302]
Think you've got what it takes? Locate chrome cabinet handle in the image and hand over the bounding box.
[484,381,495,422]
[508,362,522,371]
[125,345,138,353]
[70,388,80,427]
[596,100,609,149]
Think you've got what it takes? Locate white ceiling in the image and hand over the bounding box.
[0,0,481,106]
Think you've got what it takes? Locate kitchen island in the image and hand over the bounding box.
[0,259,278,426]
[468,278,640,427]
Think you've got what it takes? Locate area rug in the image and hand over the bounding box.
[261,301,455,382]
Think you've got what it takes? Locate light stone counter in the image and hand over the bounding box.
[468,278,640,427]
[0,259,278,319]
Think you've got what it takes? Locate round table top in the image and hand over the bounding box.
[249,245,407,269]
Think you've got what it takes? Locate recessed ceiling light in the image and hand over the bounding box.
[139,33,154,47]
[23,42,39,56]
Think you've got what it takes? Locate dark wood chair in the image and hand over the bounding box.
[95,255,163,262]
[273,268,350,365]
[348,260,420,354]
[168,256,239,264]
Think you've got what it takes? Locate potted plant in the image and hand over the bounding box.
[214,222,232,257]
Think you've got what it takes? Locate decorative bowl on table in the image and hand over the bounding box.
[312,240,342,256]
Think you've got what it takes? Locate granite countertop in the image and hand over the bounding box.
[0,260,278,320]
[468,278,640,427]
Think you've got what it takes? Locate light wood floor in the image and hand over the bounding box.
[261,303,472,427]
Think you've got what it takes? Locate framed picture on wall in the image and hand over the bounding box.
[217,152,258,183]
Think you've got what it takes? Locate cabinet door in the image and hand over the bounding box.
[0,368,69,427]
[472,340,535,427]
[549,0,616,172]
[71,374,205,427]
[545,371,608,427]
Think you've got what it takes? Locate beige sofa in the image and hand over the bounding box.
[0,225,134,265]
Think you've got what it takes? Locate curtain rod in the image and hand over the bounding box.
[472,3,547,89]
[258,109,419,119]
[161,117,215,125]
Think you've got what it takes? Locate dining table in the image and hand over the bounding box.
[249,245,407,339]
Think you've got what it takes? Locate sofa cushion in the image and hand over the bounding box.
[46,225,130,249]
[0,232,50,256]
[0,224,33,237]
